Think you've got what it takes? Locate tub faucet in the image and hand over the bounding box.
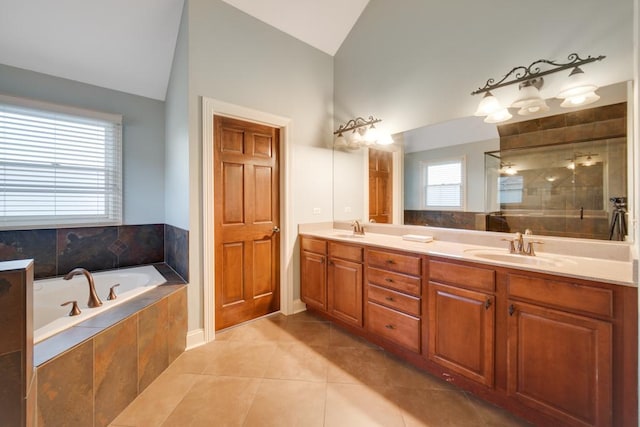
[63,268,103,308]
[352,220,365,235]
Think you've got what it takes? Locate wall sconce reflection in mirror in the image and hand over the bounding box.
[334,115,393,150]
[500,162,518,175]
[472,53,605,123]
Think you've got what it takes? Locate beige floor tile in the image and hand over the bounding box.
[326,346,389,386]
[464,392,534,427]
[286,310,329,323]
[281,319,331,346]
[384,353,456,391]
[265,341,329,382]
[202,341,278,378]
[324,383,405,427]
[227,316,287,342]
[243,379,326,427]
[329,324,377,349]
[393,387,483,427]
[161,376,261,426]
[110,372,199,427]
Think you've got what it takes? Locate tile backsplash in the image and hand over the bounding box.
[0,224,188,280]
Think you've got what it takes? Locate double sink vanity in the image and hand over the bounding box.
[299,222,637,427]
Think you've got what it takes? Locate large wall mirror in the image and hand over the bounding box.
[333,81,632,241]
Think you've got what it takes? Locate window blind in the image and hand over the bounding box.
[0,95,122,229]
[423,160,464,208]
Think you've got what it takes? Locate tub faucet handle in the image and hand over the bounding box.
[61,300,81,316]
[107,283,120,301]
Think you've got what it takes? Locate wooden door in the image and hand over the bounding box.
[214,116,280,330]
[507,301,612,427]
[328,257,363,327]
[428,282,495,387]
[300,250,327,312]
[368,148,392,223]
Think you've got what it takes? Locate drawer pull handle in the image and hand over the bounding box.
[385,278,394,283]
[384,324,396,330]
[508,304,515,316]
[485,299,491,310]
[385,296,395,302]
[386,259,395,264]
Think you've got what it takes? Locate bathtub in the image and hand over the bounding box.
[34,265,166,343]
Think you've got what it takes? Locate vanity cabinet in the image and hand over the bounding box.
[327,242,364,327]
[300,237,328,311]
[300,236,364,327]
[365,248,422,353]
[506,274,614,427]
[427,260,496,387]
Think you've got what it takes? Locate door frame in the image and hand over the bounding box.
[202,97,293,342]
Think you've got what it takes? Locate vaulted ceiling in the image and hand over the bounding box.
[0,0,369,100]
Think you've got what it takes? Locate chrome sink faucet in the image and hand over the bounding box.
[351,220,365,236]
[63,268,103,308]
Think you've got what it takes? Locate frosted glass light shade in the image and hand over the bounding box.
[334,134,347,148]
[557,67,600,107]
[376,133,394,145]
[484,108,512,123]
[512,82,549,115]
[474,92,502,116]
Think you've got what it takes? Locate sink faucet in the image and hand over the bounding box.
[502,229,543,256]
[63,268,103,308]
[523,229,544,256]
[351,220,365,236]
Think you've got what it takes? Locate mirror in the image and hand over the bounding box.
[333,81,631,241]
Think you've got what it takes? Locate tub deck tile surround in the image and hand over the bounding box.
[37,340,94,427]
[0,259,34,427]
[33,263,187,427]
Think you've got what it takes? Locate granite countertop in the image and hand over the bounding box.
[300,228,636,287]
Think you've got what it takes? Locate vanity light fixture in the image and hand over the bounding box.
[581,153,598,167]
[471,53,605,123]
[333,115,393,150]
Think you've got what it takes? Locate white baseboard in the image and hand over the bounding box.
[293,299,307,314]
[186,328,206,350]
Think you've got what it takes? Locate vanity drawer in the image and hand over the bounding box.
[429,260,495,292]
[302,237,327,255]
[329,242,363,263]
[367,301,420,353]
[367,284,420,317]
[508,274,613,318]
[367,249,421,276]
[367,267,421,297]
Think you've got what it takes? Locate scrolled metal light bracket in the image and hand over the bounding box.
[471,53,605,96]
[334,115,382,135]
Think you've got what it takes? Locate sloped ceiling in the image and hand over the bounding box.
[0,0,369,100]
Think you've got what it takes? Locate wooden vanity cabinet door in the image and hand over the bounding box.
[300,246,327,312]
[427,282,495,387]
[507,301,612,427]
[328,257,363,327]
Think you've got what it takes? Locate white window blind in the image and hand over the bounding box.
[498,176,524,204]
[422,159,464,209]
[0,94,122,229]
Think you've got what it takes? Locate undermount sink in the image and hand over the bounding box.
[333,233,365,239]
[463,248,571,267]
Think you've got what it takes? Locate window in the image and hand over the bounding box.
[422,158,465,209]
[498,175,524,204]
[0,95,122,229]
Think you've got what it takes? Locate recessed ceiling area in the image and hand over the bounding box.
[0,0,369,100]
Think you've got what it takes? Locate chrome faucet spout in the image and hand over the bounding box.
[63,268,103,308]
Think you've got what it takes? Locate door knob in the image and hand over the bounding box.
[272,226,280,233]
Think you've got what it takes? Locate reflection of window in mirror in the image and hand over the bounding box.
[498,176,524,204]
[421,157,465,209]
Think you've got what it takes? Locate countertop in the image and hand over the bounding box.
[300,228,636,287]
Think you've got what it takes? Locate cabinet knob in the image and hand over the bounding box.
[384,324,396,330]
[508,304,515,316]
[385,278,394,283]
[485,299,492,310]
[386,259,395,264]
[385,296,395,302]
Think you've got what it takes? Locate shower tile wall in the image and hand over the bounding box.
[0,224,188,280]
